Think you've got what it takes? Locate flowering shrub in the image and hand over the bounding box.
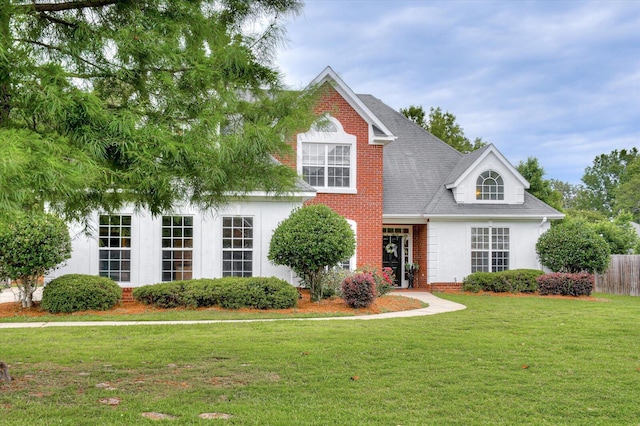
[341,272,377,308]
[536,272,594,296]
[358,265,395,296]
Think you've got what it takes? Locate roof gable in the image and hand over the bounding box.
[308,67,396,145]
[445,144,529,190]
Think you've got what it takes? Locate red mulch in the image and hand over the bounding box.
[0,289,601,319]
[0,290,424,319]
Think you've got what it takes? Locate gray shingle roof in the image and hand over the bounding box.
[443,144,492,187]
[357,94,563,219]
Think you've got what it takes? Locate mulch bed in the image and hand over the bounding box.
[0,289,601,319]
[0,290,424,319]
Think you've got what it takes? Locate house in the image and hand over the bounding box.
[50,66,564,293]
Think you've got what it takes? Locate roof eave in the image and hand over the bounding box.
[425,213,565,220]
[452,144,530,189]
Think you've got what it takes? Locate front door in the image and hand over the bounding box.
[382,235,402,287]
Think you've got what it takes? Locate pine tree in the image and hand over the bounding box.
[0,0,315,220]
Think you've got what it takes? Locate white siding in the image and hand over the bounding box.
[453,151,526,204]
[427,219,550,283]
[48,199,303,287]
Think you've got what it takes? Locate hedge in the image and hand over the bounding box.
[463,269,544,293]
[41,274,122,313]
[133,277,298,309]
[536,272,594,296]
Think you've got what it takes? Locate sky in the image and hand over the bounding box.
[275,0,640,184]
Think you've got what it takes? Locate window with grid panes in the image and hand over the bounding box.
[471,227,509,272]
[476,170,504,200]
[98,215,131,282]
[161,216,193,281]
[302,143,351,188]
[222,217,253,277]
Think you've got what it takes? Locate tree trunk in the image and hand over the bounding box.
[0,1,11,127]
[18,276,37,308]
[309,268,323,303]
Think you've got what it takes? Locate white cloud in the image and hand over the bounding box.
[276,0,640,184]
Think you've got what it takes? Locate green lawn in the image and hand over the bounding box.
[1,293,639,425]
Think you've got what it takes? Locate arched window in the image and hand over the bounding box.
[476,170,504,200]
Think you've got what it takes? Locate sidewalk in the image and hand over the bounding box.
[0,287,42,304]
[0,289,466,329]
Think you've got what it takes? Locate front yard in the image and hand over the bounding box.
[1,292,639,425]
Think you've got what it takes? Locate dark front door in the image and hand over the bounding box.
[382,235,402,287]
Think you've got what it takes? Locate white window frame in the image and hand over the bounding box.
[98,214,132,283]
[297,115,357,194]
[222,216,254,277]
[161,215,194,282]
[476,170,505,201]
[471,226,510,273]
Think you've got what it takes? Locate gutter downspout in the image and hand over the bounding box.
[538,216,548,269]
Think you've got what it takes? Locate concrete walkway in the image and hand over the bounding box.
[0,289,466,329]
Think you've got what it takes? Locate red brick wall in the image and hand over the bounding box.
[428,282,463,292]
[293,83,384,270]
[412,224,428,287]
[121,287,134,302]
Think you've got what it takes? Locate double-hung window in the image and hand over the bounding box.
[222,217,253,277]
[302,143,351,188]
[298,116,356,192]
[98,215,131,282]
[162,216,193,281]
[471,227,509,272]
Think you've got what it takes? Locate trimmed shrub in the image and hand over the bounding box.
[133,277,298,310]
[536,273,594,296]
[463,269,544,293]
[341,272,377,309]
[41,274,121,313]
[268,204,355,302]
[247,277,299,309]
[501,269,544,293]
[463,272,494,293]
[536,219,610,274]
[132,281,191,308]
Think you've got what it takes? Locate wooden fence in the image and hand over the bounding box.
[595,255,640,296]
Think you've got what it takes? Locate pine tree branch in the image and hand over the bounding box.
[16,0,123,13]
[38,12,79,28]
[14,38,111,74]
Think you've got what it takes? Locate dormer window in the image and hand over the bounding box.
[476,170,504,200]
[298,116,357,194]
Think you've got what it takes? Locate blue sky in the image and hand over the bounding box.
[275,0,639,184]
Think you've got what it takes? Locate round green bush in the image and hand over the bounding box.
[41,274,122,313]
[536,219,610,274]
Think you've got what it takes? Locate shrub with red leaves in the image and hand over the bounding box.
[536,272,594,296]
[341,272,377,308]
